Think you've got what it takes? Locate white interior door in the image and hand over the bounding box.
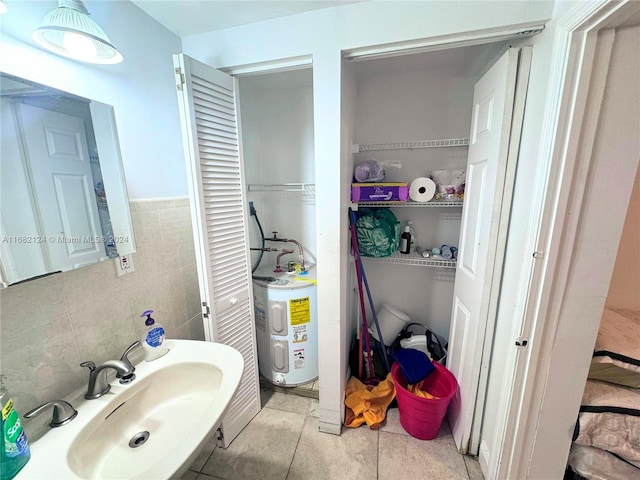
[447,48,521,454]
[15,103,105,271]
[173,53,260,447]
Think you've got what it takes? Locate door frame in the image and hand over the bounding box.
[499,1,640,478]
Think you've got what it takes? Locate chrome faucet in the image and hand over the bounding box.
[80,359,134,399]
[119,340,141,384]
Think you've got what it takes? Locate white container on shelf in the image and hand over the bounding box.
[370,302,411,346]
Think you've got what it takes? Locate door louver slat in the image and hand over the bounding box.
[178,55,259,448]
[194,104,236,125]
[193,86,234,104]
[192,76,234,100]
[194,120,237,137]
[194,95,236,116]
[196,132,238,148]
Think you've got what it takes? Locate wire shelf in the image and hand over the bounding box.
[353,200,463,209]
[361,251,457,269]
[354,138,470,152]
[247,183,315,193]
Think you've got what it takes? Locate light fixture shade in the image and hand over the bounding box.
[32,0,123,64]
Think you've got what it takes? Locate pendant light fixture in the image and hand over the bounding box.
[32,0,123,64]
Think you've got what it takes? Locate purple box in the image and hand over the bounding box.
[351,183,409,202]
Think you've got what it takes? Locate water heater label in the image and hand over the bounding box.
[289,297,310,325]
[294,349,305,369]
[293,324,308,343]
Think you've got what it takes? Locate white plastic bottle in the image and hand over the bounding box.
[140,310,169,361]
[406,221,417,252]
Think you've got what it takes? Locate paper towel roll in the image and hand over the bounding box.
[409,177,436,202]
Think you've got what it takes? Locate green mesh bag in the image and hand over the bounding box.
[355,208,400,257]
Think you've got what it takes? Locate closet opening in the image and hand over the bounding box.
[342,36,531,476]
[237,67,319,400]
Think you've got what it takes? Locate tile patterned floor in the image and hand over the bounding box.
[185,389,483,480]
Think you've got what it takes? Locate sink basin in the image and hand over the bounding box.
[18,339,243,479]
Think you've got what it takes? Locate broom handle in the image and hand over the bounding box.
[349,211,375,379]
[357,254,391,373]
[349,209,390,373]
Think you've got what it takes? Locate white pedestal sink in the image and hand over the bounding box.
[18,339,244,480]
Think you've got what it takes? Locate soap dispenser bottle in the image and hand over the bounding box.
[140,310,168,361]
[0,380,30,480]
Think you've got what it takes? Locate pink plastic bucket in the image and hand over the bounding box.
[391,362,458,440]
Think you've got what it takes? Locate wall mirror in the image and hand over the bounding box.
[0,72,135,287]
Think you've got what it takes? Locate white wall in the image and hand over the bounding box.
[239,70,317,269]
[351,61,476,340]
[181,0,554,433]
[0,0,186,200]
[183,2,553,69]
[341,60,359,381]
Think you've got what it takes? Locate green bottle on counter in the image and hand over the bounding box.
[0,382,30,480]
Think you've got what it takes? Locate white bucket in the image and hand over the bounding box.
[370,302,411,346]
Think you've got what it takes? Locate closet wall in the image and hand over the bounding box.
[348,44,496,339]
[238,69,316,271]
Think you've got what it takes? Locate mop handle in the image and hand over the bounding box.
[349,210,375,379]
[357,253,391,372]
[349,209,390,373]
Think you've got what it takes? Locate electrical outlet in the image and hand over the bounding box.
[115,254,134,276]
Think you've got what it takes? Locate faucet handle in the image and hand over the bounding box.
[24,400,77,427]
[80,361,96,371]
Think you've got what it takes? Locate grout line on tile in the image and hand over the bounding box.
[378,429,411,438]
[462,455,473,480]
[284,414,306,480]
[59,286,84,380]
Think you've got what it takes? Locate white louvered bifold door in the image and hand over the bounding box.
[173,53,260,447]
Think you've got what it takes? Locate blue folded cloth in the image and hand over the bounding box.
[393,348,435,384]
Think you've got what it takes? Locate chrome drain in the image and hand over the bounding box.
[129,431,150,448]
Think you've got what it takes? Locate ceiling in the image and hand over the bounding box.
[352,41,509,80]
[130,1,363,37]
